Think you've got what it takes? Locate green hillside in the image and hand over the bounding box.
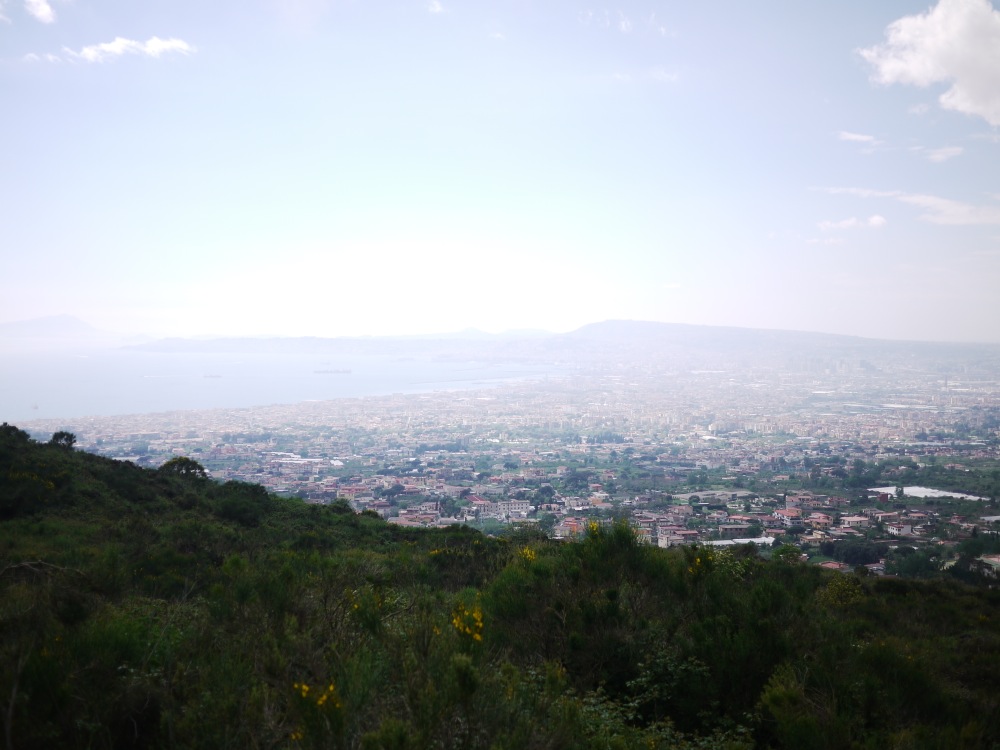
[2,422,999,749]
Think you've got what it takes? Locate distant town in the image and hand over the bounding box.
[19,324,1000,578]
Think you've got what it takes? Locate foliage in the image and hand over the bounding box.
[159,456,208,479]
[48,431,76,450]
[2,431,1000,748]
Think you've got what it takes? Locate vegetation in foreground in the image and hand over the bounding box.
[2,423,1000,749]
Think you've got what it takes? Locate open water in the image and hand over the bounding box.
[0,349,565,423]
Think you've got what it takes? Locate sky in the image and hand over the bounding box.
[2,0,999,342]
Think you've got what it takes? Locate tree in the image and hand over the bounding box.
[836,541,885,566]
[439,496,462,518]
[887,547,941,578]
[48,431,76,450]
[772,544,803,563]
[536,512,557,534]
[0,423,30,446]
[159,456,208,479]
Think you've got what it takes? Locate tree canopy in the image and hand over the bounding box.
[158,455,208,479]
[47,430,76,449]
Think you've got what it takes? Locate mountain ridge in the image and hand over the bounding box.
[125,318,998,352]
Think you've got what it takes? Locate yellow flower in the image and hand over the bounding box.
[451,602,485,643]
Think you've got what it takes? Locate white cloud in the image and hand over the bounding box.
[838,131,877,143]
[826,186,1000,226]
[647,12,669,37]
[818,215,887,231]
[22,51,60,62]
[490,32,505,41]
[143,37,193,57]
[618,11,631,33]
[427,0,443,14]
[650,66,678,83]
[898,194,1000,224]
[819,218,860,231]
[820,187,902,199]
[970,131,1000,143]
[925,146,964,162]
[24,0,54,23]
[65,36,195,63]
[860,0,1000,126]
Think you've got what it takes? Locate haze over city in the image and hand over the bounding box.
[3,0,1000,342]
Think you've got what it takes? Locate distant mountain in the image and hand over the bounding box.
[0,315,146,352]
[357,327,552,341]
[126,319,929,353]
[553,319,1000,373]
[123,319,1000,377]
[566,319,862,345]
[122,328,558,356]
[0,314,104,338]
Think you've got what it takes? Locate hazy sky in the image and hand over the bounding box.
[3,0,999,341]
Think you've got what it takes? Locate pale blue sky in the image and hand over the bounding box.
[3,0,999,341]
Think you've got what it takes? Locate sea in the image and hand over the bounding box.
[0,348,567,424]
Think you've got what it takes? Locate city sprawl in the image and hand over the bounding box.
[20,327,1000,576]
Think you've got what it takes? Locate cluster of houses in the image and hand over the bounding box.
[773,496,936,541]
[972,554,1000,578]
[352,494,535,528]
[319,463,1000,582]
[549,490,983,558]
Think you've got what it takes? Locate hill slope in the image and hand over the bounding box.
[2,423,999,749]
